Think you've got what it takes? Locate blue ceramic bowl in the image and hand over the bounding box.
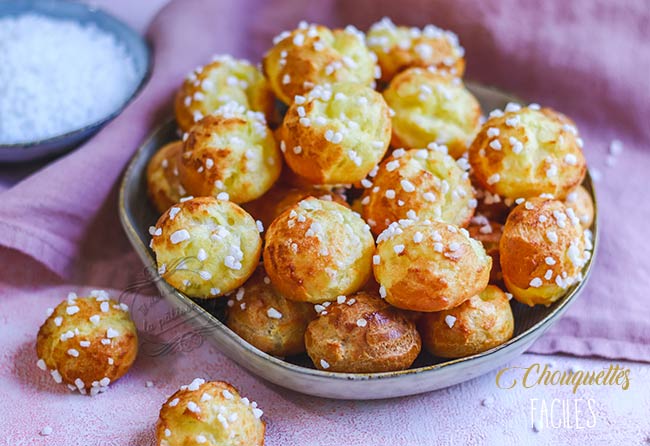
[0,0,152,163]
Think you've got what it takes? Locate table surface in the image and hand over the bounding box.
[1,283,649,446]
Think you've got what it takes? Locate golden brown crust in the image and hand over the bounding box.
[469,106,587,200]
[280,82,391,185]
[151,197,262,298]
[373,221,491,312]
[468,216,504,285]
[263,24,377,105]
[36,292,138,394]
[304,291,421,372]
[146,141,186,214]
[225,265,316,357]
[499,198,591,306]
[263,198,374,303]
[366,18,465,83]
[361,147,475,236]
[383,68,481,158]
[242,183,348,231]
[418,285,514,358]
[174,55,275,132]
[156,379,265,446]
[564,185,594,229]
[179,108,282,204]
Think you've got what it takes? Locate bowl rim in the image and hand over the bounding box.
[0,0,153,150]
[117,100,599,383]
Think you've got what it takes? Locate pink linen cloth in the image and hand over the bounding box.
[0,0,650,430]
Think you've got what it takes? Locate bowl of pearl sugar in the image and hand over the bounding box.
[0,0,151,163]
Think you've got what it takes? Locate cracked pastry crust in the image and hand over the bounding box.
[304,290,421,372]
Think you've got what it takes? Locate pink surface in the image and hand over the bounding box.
[0,0,649,444]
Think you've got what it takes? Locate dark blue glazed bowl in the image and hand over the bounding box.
[0,0,152,163]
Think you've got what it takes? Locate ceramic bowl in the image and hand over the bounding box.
[119,83,598,399]
[0,0,151,163]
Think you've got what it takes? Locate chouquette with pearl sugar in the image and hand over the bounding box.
[279,82,391,185]
[373,220,491,312]
[383,67,481,158]
[361,145,475,236]
[174,54,275,132]
[151,197,262,298]
[366,17,465,83]
[225,265,316,357]
[469,104,586,200]
[418,285,514,358]
[179,102,282,204]
[499,197,592,306]
[304,290,421,372]
[156,379,265,446]
[263,197,375,304]
[36,290,138,395]
[263,22,377,105]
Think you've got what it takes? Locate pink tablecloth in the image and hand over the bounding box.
[0,0,649,444]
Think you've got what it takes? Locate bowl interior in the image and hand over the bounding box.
[0,0,151,163]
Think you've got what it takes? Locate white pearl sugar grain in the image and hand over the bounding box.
[0,14,138,144]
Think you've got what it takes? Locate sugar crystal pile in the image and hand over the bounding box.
[0,14,139,144]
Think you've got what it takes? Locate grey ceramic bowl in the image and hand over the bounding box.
[119,83,598,399]
[0,0,151,163]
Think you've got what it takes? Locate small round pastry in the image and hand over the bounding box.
[304,291,421,373]
[469,104,587,200]
[242,183,348,231]
[146,141,186,214]
[174,54,275,132]
[419,285,514,358]
[500,198,591,306]
[179,103,282,204]
[156,379,265,446]
[564,185,594,229]
[36,290,138,395]
[263,197,374,303]
[361,146,475,236]
[151,197,262,298]
[373,220,491,312]
[225,266,316,357]
[383,68,481,158]
[468,215,504,285]
[263,22,377,105]
[279,82,391,185]
[366,17,465,83]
